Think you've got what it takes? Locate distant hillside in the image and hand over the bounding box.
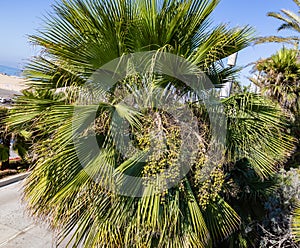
[0,65,22,77]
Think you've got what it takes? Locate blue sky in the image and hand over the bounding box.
[0,0,298,83]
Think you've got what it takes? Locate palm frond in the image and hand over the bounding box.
[292,204,300,242]
[224,93,295,178]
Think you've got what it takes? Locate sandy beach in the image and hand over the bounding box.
[0,74,27,97]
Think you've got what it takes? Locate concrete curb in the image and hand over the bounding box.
[0,172,30,187]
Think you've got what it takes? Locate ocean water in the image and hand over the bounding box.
[0,65,22,77]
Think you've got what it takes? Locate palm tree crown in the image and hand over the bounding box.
[7,0,295,247]
[251,47,300,116]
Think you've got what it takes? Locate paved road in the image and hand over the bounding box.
[0,181,54,248]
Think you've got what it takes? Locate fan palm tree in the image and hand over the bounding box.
[7,0,295,247]
[256,0,300,45]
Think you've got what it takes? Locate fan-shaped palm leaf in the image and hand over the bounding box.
[292,204,300,242]
[6,0,295,247]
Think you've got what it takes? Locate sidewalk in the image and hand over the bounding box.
[0,181,54,248]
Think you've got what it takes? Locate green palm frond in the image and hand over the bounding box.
[24,0,253,92]
[292,204,300,242]
[204,197,240,243]
[0,144,9,162]
[255,36,299,45]
[268,9,300,32]
[257,0,300,44]
[6,0,295,247]
[224,93,295,178]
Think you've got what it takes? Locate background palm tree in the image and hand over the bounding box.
[251,39,300,248]
[250,47,300,166]
[245,0,300,245]
[7,0,295,247]
[250,47,300,116]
